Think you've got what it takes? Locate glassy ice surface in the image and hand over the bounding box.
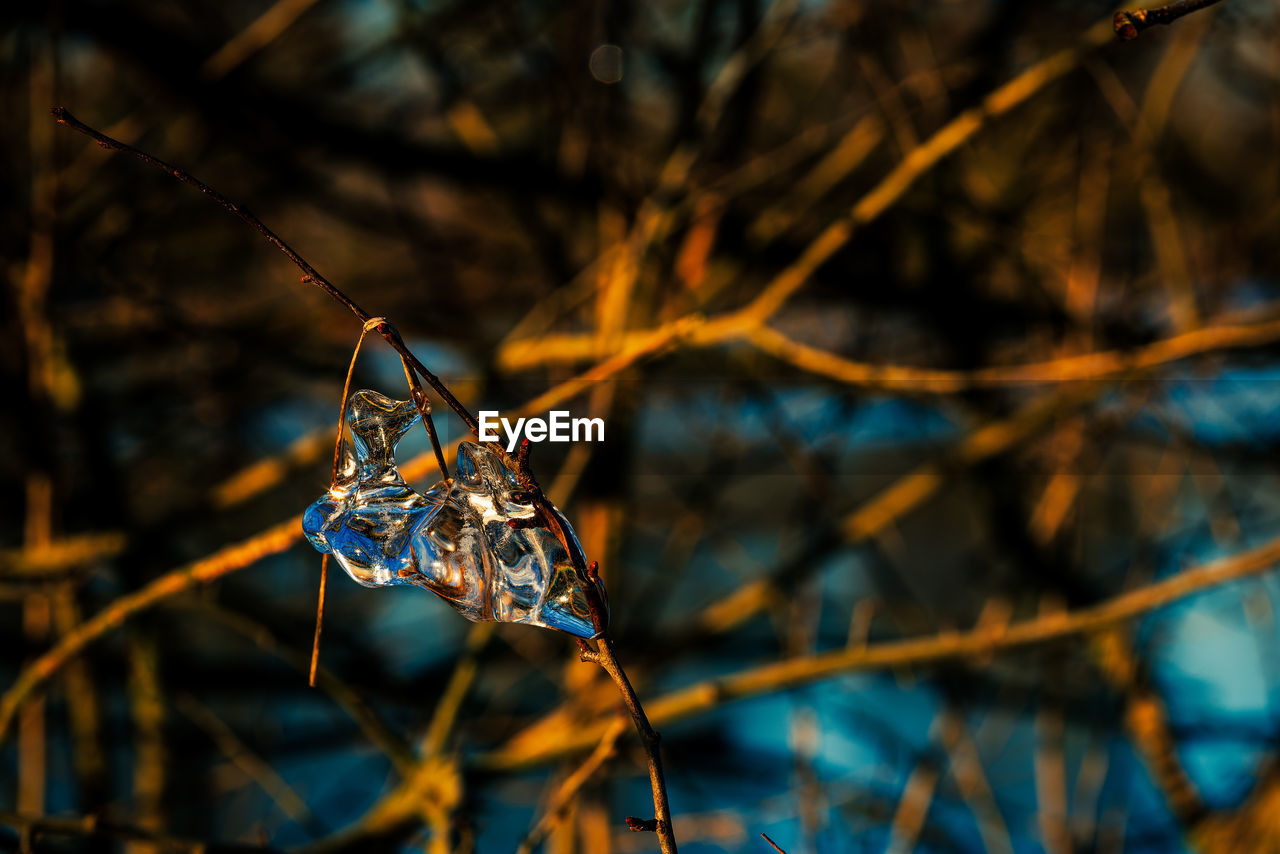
[302,390,601,637]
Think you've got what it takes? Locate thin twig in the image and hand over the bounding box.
[125,634,165,853]
[1092,628,1207,826]
[186,601,416,775]
[51,589,107,819]
[312,319,382,686]
[419,622,495,759]
[176,694,319,834]
[201,0,323,79]
[293,756,462,854]
[760,831,788,853]
[886,760,939,854]
[49,107,476,437]
[309,554,328,688]
[400,358,450,482]
[211,428,330,508]
[934,707,1014,854]
[1114,0,1225,41]
[1034,692,1070,854]
[515,717,628,854]
[0,532,125,580]
[0,517,301,744]
[739,312,1280,393]
[593,634,679,852]
[49,108,679,851]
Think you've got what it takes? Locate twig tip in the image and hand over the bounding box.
[1113,0,1224,41]
[1113,11,1141,40]
[760,831,788,853]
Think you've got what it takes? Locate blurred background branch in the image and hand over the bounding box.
[3,0,1278,851]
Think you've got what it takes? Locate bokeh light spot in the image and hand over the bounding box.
[589,44,623,84]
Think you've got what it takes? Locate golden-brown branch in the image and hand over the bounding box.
[0,518,300,745]
[481,532,1280,771]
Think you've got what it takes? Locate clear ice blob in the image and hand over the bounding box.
[420,441,599,637]
[302,390,602,638]
[302,390,442,587]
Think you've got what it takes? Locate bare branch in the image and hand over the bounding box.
[516,717,628,854]
[0,517,301,744]
[482,533,1280,770]
[760,832,788,853]
[1114,0,1226,40]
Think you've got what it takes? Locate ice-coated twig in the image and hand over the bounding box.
[49,108,679,853]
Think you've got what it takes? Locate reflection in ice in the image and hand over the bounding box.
[302,390,602,637]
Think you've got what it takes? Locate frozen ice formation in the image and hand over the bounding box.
[302,389,601,637]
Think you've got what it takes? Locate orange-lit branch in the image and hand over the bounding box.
[481,533,1280,771]
[0,518,300,745]
[499,14,1119,375]
[742,313,1280,392]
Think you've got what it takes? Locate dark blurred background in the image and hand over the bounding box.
[3,0,1280,851]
